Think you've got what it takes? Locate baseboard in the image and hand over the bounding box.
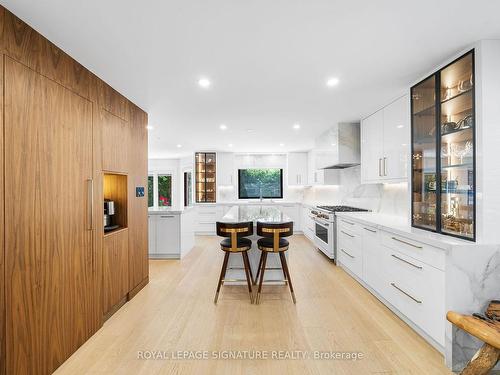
[103,296,128,322]
[128,276,149,300]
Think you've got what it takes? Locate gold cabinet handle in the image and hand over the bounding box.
[383,157,387,176]
[341,230,354,238]
[391,236,423,249]
[390,283,422,304]
[391,254,423,270]
[341,249,355,259]
[87,179,93,231]
[378,158,382,176]
[363,227,376,233]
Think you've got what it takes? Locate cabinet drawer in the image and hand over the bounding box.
[382,249,445,346]
[338,218,361,234]
[338,227,362,278]
[196,222,216,233]
[381,231,445,270]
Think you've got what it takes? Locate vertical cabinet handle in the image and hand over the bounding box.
[87,179,93,231]
[383,157,387,176]
[378,158,382,177]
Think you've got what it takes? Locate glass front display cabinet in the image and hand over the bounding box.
[411,50,475,241]
[195,152,216,203]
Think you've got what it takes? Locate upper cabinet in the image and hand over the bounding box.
[195,152,217,203]
[411,51,475,241]
[287,152,308,186]
[217,152,235,186]
[361,95,409,183]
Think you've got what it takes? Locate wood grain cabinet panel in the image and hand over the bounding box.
[128,108,149,291]
[4,57,95,375]
[101,109,130,173]
[103,230,129,316]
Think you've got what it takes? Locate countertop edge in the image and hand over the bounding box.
[148,206,196,215]
[335,212,474,251]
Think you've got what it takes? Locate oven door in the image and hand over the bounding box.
[313,218,334,258]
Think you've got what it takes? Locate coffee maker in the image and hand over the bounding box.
[104,199,118,231]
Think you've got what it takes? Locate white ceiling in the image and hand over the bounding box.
[3,0,500,158]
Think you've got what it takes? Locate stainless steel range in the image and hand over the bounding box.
[310,205,368,260]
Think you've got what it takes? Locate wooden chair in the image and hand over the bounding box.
[447,300,500,375]
[214,221,254,304]
[255,221,295,305]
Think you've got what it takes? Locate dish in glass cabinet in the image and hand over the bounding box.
[457,114,473,130]
[442,121,459,133]
[458,74,474,93]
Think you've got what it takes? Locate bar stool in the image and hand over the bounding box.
[214,221,254,304]
[255,221,295,305]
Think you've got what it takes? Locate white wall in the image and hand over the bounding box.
[148,158,187,210]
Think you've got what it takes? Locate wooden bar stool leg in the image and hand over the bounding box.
[214,252,230,304]
[460,343,499,375]
[254,251,264,285]
[242,251,254,304]
[256,252,267,305]
[246,251,255,286]
[279,252,296,304]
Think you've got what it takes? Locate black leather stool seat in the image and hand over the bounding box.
[220,237,252,252]
[257,237,289,252]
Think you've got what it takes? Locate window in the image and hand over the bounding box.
[148,175,154,208]
[158,174,172,207]
[238,168,283,199]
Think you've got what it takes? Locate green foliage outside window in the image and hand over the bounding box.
[158,175,172,206]
[238,168,283,199]
[148,176,154,207]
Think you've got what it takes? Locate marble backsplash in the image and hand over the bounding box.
[303,166,409,217]
[445,244,500,371]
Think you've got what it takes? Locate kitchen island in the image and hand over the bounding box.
[219,205,292,284]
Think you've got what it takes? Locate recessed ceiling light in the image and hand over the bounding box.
[198,78,211,88]
[228,143,233,147]
[146,125,154,130]
[331,143,336,146]
[397,125,404,129]
[279,143,285,147]
[246,129,254,133]
[219,124,227,130]
[293,123,300,130]
[176,144,182,148]
[326,77,340,87]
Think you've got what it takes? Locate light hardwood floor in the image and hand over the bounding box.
[55,235,451,375]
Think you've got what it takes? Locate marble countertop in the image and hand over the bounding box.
[220,205,292,224]
[336,212,475,250]
[148,206,196,215]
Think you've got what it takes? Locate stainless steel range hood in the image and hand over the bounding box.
[314,122,360,169]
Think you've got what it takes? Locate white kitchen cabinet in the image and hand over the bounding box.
[287,152,308,186]
[336,215,445,349]
[195,205,223,234]
[217,152,235,186]
[361,110,384,183]
[156,214,181,257]
[301,205,314,240]
[279,204,301,231]
[383,95,409,180]
[148,214,157,254]
[361,95,409,183]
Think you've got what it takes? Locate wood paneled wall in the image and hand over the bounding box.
[0,5,148,375]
